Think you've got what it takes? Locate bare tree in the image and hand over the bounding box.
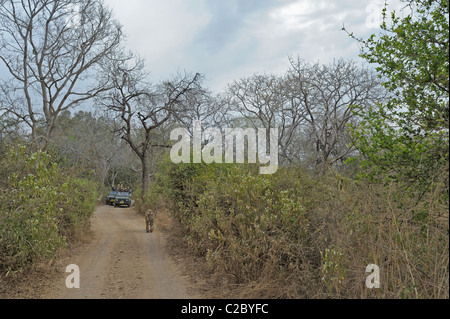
[173,86,233,131]
[227,59,384,169]
[0,0,124,150]
[227,73,306,164]
[286,58,384,168]
[103,57,202,199]
[50,110,138,187]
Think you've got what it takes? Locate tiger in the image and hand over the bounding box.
[145,209,155,233]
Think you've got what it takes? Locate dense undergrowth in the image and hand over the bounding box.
[150,157,449,299]
[0,145,100,276]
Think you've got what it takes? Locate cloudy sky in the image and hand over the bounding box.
[104,0,404,93]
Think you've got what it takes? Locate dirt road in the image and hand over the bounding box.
[43,205,200,299]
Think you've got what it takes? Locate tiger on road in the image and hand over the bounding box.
[145,209,155,233]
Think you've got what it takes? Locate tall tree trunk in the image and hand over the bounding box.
[140,154,148,204]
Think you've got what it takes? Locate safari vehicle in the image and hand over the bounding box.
[106,191,117,205]
[114,192,131,208]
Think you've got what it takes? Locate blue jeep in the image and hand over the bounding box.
[106,191,118,205]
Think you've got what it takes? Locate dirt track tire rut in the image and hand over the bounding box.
[44,205,197,299]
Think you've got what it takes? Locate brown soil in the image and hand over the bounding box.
[1,204,214,299]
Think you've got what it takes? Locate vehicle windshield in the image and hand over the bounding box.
[116,192,129,197]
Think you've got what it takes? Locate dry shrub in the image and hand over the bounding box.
[309,170,449,299]
[157,161,449,299]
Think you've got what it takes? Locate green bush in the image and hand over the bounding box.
[0,145,98,274]
[58,177,98,241]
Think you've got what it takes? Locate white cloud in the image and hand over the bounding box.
[105,0,210,75]
[103,0,404,92]
[270,0,334,30]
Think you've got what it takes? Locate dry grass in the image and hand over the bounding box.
[158,164,449,299]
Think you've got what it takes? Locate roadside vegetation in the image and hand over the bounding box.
[0,145,99,276]
[151,159,448,298]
